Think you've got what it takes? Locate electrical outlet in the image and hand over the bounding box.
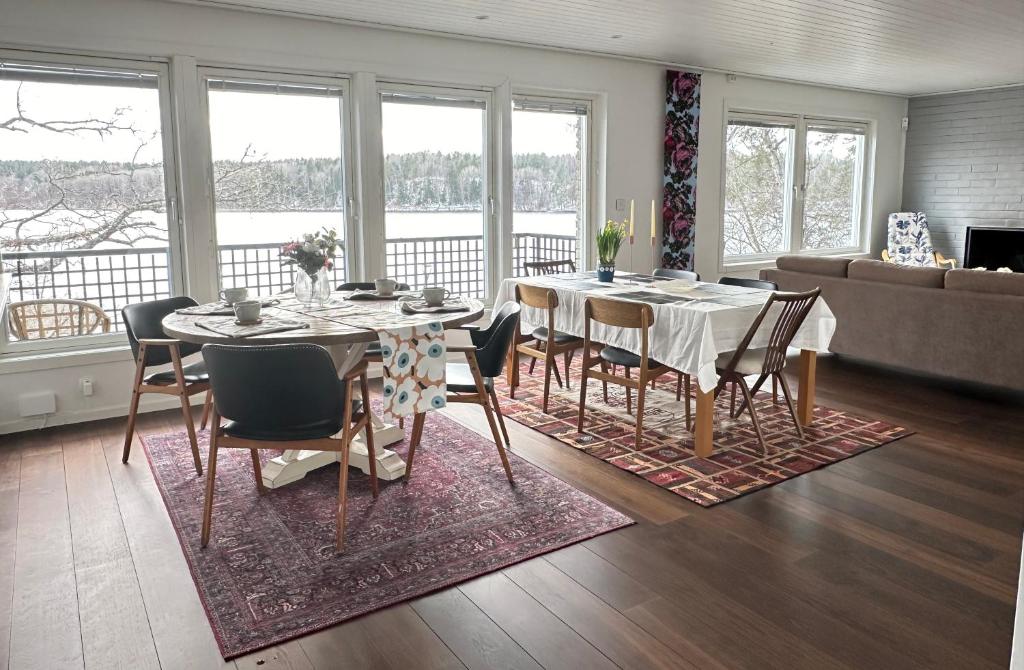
[614,198,627,212]
[80,377,94,397]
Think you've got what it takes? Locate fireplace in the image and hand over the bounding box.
[964,227,1024,272]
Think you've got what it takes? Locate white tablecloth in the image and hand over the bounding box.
[495,274,836,393]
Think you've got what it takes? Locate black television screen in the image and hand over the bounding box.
[964,227,1024,272]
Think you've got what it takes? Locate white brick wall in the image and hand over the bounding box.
[902,86,1024,264]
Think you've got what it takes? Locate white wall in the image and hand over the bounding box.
[0,0,906,433]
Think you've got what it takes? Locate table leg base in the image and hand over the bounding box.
[261,423,407,488]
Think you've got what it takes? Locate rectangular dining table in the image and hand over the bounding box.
[494,272,837,457]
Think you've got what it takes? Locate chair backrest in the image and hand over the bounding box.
[583,296,655,367]
[7,299,111,340]
[523,259,576,276]
[721,288,821,377]
[887,212,937,267]
[122,296,201,367]
[471,302,522,378]
[337,281,411,291]
[718,276,778,291]
[202,343,346,434]
[653,268,700,281]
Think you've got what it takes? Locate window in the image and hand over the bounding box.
[381,90,489,297]
[722,112,869,263]
[511,97,589,275]
[205,75,349,294]
[0,58,178,348]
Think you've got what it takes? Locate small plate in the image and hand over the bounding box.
[234,318,263,326]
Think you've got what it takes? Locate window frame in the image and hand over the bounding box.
[197,67,356,292]
[0,50,184,356]
[719,109,873,271]
[510,93,594,274]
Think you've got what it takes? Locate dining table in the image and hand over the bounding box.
[494,271,837,458]
[162,291,484,488]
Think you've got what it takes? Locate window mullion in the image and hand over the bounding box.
[790,119,808,253]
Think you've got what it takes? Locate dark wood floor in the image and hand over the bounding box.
[0,356,1021,669]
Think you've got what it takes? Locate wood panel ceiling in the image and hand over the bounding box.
[176,0,1024,96]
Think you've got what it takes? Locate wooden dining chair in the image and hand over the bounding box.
[200,343,377,552]
[510,284,582,412]
[523,259,576,276]
[577,296,687,448]
[7,299,110,340]
[121,296,212,476]
[718,276,778,291]
[405,303,520,485]
[713,288,821,454]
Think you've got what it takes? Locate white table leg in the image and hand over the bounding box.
[260,342,409,489]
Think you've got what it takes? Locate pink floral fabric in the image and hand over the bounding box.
[662,70,701,271]
[377,321,447,422]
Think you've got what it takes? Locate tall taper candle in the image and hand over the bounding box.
[650,199,656,241]
[628,199,635,242]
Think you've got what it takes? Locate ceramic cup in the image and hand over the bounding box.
[374,278,398,296]
[220,287,248,305]
[233,299,262,324]
[422,286,451,307]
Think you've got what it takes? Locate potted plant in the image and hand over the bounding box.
[596,219,627,282]
[280,228,339,305]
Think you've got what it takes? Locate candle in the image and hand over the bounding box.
[650,199,656,241]
[629,199,635,239]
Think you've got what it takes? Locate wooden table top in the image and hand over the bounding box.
[162,293,485,346]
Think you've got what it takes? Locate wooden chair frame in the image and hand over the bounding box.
[714,288,821,454]
[511,284,582,412]
[523,259,576,276]
[577,297,681,448]
[404,347,514,485]
[8,298,110,340]
[122,338,212,476]
[201,361,378,552]
[881,248,956,269]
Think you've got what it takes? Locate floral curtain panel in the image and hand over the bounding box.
[662,71,702,271]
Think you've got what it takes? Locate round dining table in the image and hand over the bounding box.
[162,292,485,488]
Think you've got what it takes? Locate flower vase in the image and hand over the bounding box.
[294,270,314,305]
[313,267,332,306]
[597,264,616,282]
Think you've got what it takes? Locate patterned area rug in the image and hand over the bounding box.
[141,411,632,660]
[497,359,912,506]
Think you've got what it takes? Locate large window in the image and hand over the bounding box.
[205,75,349,294]
[722,112,868,263]
[511,97,589,275]
[0,58,177,347]
[381,90,488,297]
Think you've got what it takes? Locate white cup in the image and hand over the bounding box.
[422,286,450,307]
[220,287,248,305]
[233,300,262,324]
[374,278,398,296]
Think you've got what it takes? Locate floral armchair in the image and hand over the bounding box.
[881,212,956,268]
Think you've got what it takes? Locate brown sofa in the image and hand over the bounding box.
[761,257,1024,391]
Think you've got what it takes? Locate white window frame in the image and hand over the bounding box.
[197,67,356,293]
[376,81,496,298]
[510,93,594,274]
[719,109,873,271]
[0,50,184,356]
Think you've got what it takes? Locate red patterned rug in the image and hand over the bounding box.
[141,411,632,660]
[496,359,912,506]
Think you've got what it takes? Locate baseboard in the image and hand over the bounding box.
[0,394,206,435]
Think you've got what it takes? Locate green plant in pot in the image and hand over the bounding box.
[596,219,627,282]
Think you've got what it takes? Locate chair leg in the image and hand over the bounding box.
[178,390,203,476]
[675,372,683,401]
[776,373,805,440]
[122,353,146,464]
[528,350,538,376]
[737,378,767,454]
[563,350,572,390]
[735,373,770,419]
[250,450,267,494]
[489,387,511,447]
[550,353,564,389]
[577,362,589,431]
[634,379,647,449]
[600,360,609,403]
[772,375,779,404]
[542,353,554,414]
[624,367,632,414]
[337,439,351,551]
[404,412,425,483]
[360,373,380,497]
[200,428,219,548]
[729,382,737,418]
[200,391,213,430]
[398,416,405,430]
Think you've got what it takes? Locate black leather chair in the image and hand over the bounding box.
[122,296,212,475]
[719,276,778,291]
[200,343,377,551]
[405,302,521,485]
[653,267,700,281]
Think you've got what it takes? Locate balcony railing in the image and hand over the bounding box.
[2,232,576,337]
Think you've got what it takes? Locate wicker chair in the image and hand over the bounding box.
[7,299,110,340]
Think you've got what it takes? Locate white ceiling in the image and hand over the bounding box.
[178,0,1024,96]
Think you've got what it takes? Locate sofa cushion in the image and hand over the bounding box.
[847,259,946,288]
[775,255,851,277]
[945,268,1024,296]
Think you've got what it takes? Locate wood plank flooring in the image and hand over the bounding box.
[0,355,1021,669]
